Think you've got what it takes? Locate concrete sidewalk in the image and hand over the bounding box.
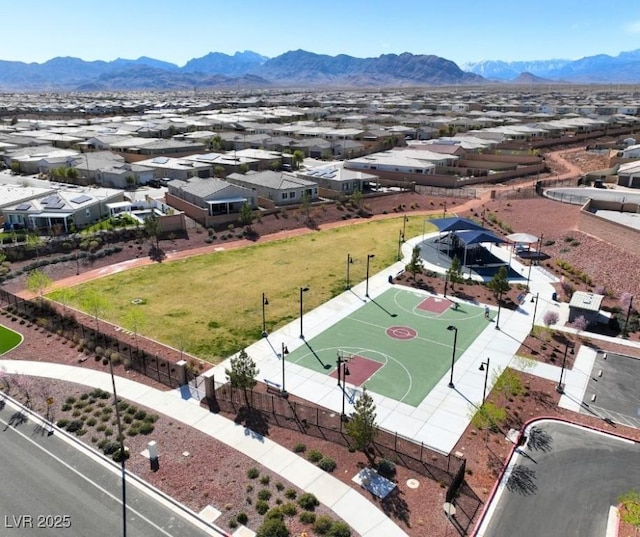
[0,359,409,537]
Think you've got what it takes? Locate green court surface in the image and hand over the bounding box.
[286,288,492,406]
[0,324,23,355]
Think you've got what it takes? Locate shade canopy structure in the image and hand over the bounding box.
[430,217,486,233]
[455,230,507,247]
[506,232,539,244]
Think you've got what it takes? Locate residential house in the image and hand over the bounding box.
[298,163,378,194]
[166,177,257,226]
[617,160,640,188]
[0,184,124,232]
[226,170,318,206]
[134,156,212,181]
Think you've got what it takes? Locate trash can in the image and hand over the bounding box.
[552,292,557,301]
[388,275,394,284]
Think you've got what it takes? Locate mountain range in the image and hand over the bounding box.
[2,47,640,91]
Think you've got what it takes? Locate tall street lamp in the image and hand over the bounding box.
[108,357,128,537]
[402,214,408,242]
[261,293,269,337]
[479,358,490,405]
[280,343,289,397]
[336,353,351,422]
[365,254,375,298]
[624,295,634,336]
[299,286,309,339]
[530,292,539,334]
[346,253,353,290]
[397,229,403,261]
[447,325,458,388]
[495,292,502,330]
[556,341,572,393]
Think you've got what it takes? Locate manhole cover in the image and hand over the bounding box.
[131,298,144,305]
[406,478,420,489]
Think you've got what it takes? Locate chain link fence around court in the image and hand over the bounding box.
[211,382,465,486]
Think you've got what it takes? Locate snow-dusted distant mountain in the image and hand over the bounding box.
[460,58,572,80]
[461,49,640,82]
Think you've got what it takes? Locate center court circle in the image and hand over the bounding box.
[386,326,418,340]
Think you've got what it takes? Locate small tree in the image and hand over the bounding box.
[213,165,226,177]
[144,211,161,253]
[618,489,640,535]
[446,255,463,291]
[122,308,146,351]
[25,269,52,302]
[345,387,378,460]
[81,290,109,338]
[349,189,363,212]
[487,266,510,301]
[300,192,312,225]
[405,246,424,281]
[26,233,44,260]
[571,315,588,334]
[225,349,258,406]
[292,149,305,170]
[238,202,254,226]
[542,310,559,327]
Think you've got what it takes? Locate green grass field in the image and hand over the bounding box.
[49,215,438,362]
[0,324,23,355]
[286,287,490,406]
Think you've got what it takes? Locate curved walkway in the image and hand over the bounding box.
[0,359,408,537]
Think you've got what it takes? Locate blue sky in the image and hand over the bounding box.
[6,0,640,66]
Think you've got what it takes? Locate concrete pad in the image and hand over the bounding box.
[198,505,221,523]
[232,525,255,537]
[305,472,351,508]
[276,455,325,490]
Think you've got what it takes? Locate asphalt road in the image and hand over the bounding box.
[480,420,640,537]
[0,399,218,537]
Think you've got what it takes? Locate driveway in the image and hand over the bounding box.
[477,420,640,537]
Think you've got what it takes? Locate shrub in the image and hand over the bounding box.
[66,419,84,433]
[259,475,270,486]
[280,502,297,517]
[61,403,72,412]
[306,449,323,463]
[264,508,284,521]
[293,443,306,453]
[299,511,316,524]
[328,521,352,537]
[86,417,97,427]
[138,422,154,435]
[313,515,334,535]
[258,489,272,501]
[256,517,289,537]
[297,493,319,511]
[247,468,260,479]
[134,409,147,420]
[542,310,559,327]
[284,488,297,500]
[317,457,336,473]
[377,458,396,478]
[236,512,248,525]
[228,519,238,529]
[255,500,269,515]
[102,441,120,455]
[275,481,284,492]
[56,418,69,428]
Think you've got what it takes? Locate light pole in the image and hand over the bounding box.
[299,286,309,339]
[495,292,502,330]
[346,253,353,290]
[108,357,128,537]
[397,229,403,261]
[443,201,447,217]
[530,292,539,334]
[479,358,490,405]
[402,214,408,242]
[447,325,458,388]
[624,295,634,336]
[261,293,269,337]
[556,342,571,393]
[336,353,350,422]
[281,343,289,397]
[365,254,375,298]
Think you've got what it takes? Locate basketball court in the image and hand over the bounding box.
[285,287,492,406]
